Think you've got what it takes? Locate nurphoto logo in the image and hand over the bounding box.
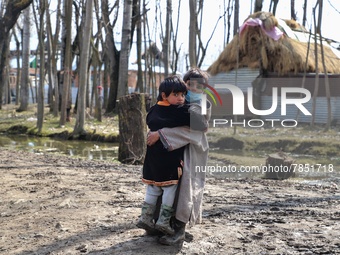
[200,83,312,128]
[199,83,223,115]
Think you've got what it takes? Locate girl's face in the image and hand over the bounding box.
[186,80,204,93]
[162,91,186,105]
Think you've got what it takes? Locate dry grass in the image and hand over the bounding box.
[208,11,340,75]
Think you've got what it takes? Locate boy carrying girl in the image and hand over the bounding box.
[137,75,208,236]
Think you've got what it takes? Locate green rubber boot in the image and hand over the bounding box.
[136,202,156,232]
[158,219,186,246]
[155,204,175,235]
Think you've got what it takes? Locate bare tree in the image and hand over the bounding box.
[141,0,156,95]
[169,0,181,74]
[314,0,331,130]
[46,0,62,117]
[74,0,93,135]
[134,0,144,92]
[60,0,73,126]
[162,0,171,77]
[188,0,226,68]
[92,0,104,121]
[17,7,31,112]
[254,0,263,12]
[233,0,239,35]
[302,0,308,27]
[12,27,21,105]
[225,0,233,45]
[269,0,279,16]
[291,0,297,20]
[102,0,120,113]
[188,0,197,67]
[0,0,32,109]
[117,0,132,98]
[36,0,46,132]
[311,3,320,127]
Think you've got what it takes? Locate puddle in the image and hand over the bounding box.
[0,134,119,161]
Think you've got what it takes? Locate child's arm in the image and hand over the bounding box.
[146,101,211,150]
[158,126,204,151]
[189,110,208,131]
[187,100,211,131]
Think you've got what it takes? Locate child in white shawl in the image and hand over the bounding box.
[147,68,211,246]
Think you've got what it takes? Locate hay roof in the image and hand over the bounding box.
[207,12,340,76]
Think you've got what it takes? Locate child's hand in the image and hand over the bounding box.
[147,131,160,146]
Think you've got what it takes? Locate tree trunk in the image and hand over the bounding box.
[264,153,295,180]
[118,93,148,164]
[311,5,319,127]
[17,7,31,112]
[117,0,132,98]
[270,0,279,16]
[12,28,21,105]
[162,0,171,77]
[225,0,232,45]
[0,0,32,110]
[37,0,46,133]
[188,0,197,67]
[170,0,180,74]
[73,0,93,135]
[254,0,263,13]
[103,56,109,109]
[91,45,102,121]
[94,66,103,121]
[291,0,297,20]
[46,0,61,116]
[93,0,104,119]
[316,0,331,131]
[135,0,143,92]
[302,0,308,27]
[233,0,239,35]
[102,0,120,113]
[60,0,73,126]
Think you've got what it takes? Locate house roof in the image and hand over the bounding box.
[207,12,340,76]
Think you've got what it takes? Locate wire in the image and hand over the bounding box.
[327,0,340,15]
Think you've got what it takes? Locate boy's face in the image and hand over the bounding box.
[162,91,186,105]
[187,80,204,93]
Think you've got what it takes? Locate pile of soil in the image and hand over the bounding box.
[0,148,339,255]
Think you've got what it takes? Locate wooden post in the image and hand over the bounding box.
[118,93,149,164]
[264,152,295,180]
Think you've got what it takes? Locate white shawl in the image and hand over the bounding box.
[158,102,210,225]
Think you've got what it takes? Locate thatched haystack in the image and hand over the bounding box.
[283,19,307,32]
[208,12,340,76]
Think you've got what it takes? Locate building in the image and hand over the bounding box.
[207,12,340,125]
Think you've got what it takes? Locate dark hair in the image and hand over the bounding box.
[183,67,210,85]
[157,75,187,101]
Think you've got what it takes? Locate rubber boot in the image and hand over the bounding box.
[145,228,163,236]
[158,219,186,246]
[155,204,175,235]
[136,202,156,232]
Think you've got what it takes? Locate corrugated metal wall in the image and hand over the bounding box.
[261,96,340,124]
[208,69,340,124]
[208,68,259,118]
[209,68,259,92]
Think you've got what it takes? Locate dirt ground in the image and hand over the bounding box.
[1,148,340,255]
